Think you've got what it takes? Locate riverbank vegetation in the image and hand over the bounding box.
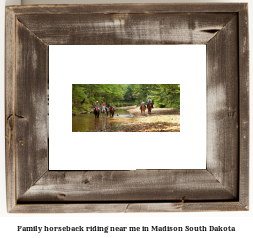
[72,84,180,114]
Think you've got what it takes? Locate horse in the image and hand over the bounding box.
[147,102,152,114]
[101,106,107,116]
[109,105,115,117]
[141,104,146,115]
[94,105,100,118]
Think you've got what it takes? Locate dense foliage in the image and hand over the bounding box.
[130,84,180,109]
[72,84,180,113]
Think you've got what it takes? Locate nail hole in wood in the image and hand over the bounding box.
[182,196,186,203]
[57,193,66,198]
[84,179,90,184]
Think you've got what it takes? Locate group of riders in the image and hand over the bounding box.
[93,101,115,114]
[93,97,153,113]
[140,97,153,109]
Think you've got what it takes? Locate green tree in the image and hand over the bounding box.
[72,84,180,113]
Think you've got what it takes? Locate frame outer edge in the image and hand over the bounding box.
[5,7,17,212]
[6,3,248,14]
[5,3,249,213]
[238,4,249,209]
[10,202,247,213]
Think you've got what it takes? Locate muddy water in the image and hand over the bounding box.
[72,109,134,132]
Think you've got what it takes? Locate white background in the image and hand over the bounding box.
[49,45,206,170]
[0,0,252,237]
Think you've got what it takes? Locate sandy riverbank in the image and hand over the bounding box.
[118,107,180,132]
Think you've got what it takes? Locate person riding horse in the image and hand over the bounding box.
[102,101,107,113]
[147,97,153,108]
[109,102,115,116]
[108,102,115,111]
[140,100,146,115]
[93,101,100,113]
[140,100,146,109]
[109,101,115,111]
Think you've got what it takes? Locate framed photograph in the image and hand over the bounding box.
[5,3,249,213]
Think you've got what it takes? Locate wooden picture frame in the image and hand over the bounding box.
[5,3,249,213]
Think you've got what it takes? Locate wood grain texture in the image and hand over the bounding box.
[7,3,246,15]
[18,170,236,202]
[10,202,247,213]
[16,13,235,45]
[15,20,48,200]
[238,4,249,209]
[5,7,16,212]
[125,202,247,213]
[206,16,239,198]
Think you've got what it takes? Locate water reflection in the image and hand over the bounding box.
[72,109,134,132]
[102,118,106,131]
[95,118,100,131]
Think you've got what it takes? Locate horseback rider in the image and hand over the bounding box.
[147,97,153,108]
[140,100,146,109]
[109,101,115,111]
[102,101,107,112]
[93,101,100,113]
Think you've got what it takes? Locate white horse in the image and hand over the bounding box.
[101,106,107,115]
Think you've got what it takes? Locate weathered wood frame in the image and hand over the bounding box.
[5,4,249,213]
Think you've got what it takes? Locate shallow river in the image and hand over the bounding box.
[72,109,135,132]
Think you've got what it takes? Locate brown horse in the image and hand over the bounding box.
[141,104,146,115]
[94,106,100,118]
[147,102,152,114]
[109,105,115,117]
